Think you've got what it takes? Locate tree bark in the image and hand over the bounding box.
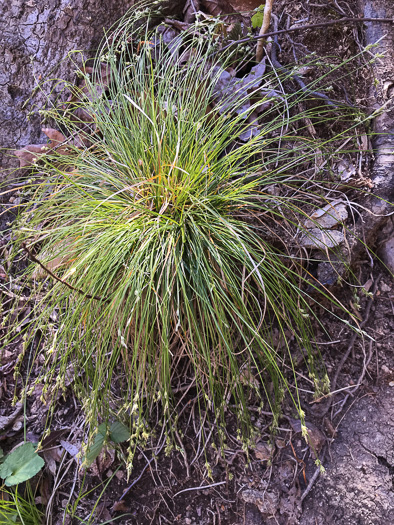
[351,0,394,259]
[316,1,393,283]
[0,0,137,180]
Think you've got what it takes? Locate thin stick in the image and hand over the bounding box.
[212,17,393,57]
[174,481,226,497]
[256,0,274,63]
[301,449,326,502]
[22,242,105,302]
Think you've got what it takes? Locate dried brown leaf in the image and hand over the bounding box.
[287,417,326,455]
[14,127,72,168]
[90,447,115,477]
[42,128,66,145]
[41,428,69,450]
[201,0,233,17]
[113,500,129,512]
[241,488,279,516]
[0,403,23,432]
[42,448,61,476]
[14,144,48,168]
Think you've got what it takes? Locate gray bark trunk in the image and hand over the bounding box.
[316,0,393,282]
[351,0,394,259]
[0,0,136,180]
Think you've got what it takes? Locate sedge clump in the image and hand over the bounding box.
[7,4,365,455]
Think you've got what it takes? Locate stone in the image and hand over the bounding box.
[304,201,348,230]
[379,237,394,274]
[299,229,345,250]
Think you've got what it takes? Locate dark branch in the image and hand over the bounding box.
[22,243,106,302]
[213,17,393,56]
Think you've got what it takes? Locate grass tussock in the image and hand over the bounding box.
[4,4,369,455]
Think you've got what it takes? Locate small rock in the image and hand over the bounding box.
[304,201,348,229]
[317,261,341,286]
[299,229,345,249]
[336,159,356,181]
[241,489,279,516]
[363,277,374,292]
[239,124,259,142]
[254,441,273,461]
[379,237,394,274]
[278,460,295,481]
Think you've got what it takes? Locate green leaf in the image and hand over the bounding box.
[84,423,107,465]
[83,421,129,465]
[97,423,108,437]
[251,5,265,29]
[0,443,44,486]
[109,421,130,444]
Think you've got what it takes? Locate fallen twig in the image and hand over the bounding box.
[256,0,274,63]
[22,242,106,302]
[212,17,393,57]
[301,448,326,502]
[174,481,226,497]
